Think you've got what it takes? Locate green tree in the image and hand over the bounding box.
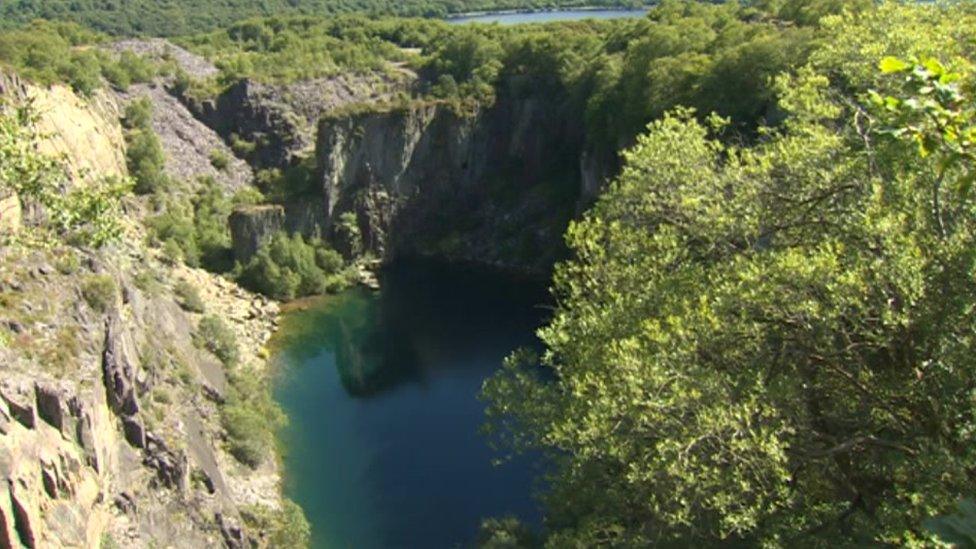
[484,44,976,549]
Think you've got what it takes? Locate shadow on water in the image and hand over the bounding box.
[272,257,550,548]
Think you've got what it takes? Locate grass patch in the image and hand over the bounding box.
[174,279,206,313]
[81,274,117,313]
[194,315,239,366]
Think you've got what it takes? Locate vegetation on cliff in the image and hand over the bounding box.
[0,20,157,95]
[483,2,976,545]
[236,232,353,300]
[0,97,127,246]
[172,0,863,155]
[4,0,974,546]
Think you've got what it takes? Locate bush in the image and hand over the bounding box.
[174,280,206,313]
[54,249,80,274]
[335,211,363,258]
[122,97,169,194]
[222,402,269,467]
[242,501,311,548]
[161,239,185,265]
[133,268,164,295]
[148,206,199,266]
[236,232,348,300]
[127,129,168,194]
[194,315,239,366]
[81,274,117,313]
[315,247,344,273]
[116,50,156,84]
[146,177,239,272]
[1,100,127,247]
[230,134,256,157]
[122,97,153,130]
[220,367,284,469]
[209,148,230,171]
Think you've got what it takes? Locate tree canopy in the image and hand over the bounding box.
[483,2,976,545]
[0,0,643,37]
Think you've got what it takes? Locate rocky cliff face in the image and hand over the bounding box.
[0,240,282,548]
[0,72,127,185]
[308,91,589,274]
[184,73,414,170]
[228,205,285,263]
[1,72,285,548]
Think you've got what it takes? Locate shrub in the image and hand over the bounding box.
[222,402,268,467]
[122,97,169,194]
[336,211,363,257]
[160,239,185,265]
[315,247,344,273]
[81,274,117,313]
[146,177,238,272]
[242,501,311,548]
[148,206,199,266]
[230,134,256,157]
[1,100,126,246]
[101,62,132,90]
[116,50,155,84]
[133,268,163,295]
[236,232,347,300]
[220,368,284,469]
[174,280,206,313]
[122,97,153,130]
[209,148,230,171]
[54,249,80,274]
[126,129,168,194]
[194,315,238,366]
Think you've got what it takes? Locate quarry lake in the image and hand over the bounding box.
[447,7,649,25]
[271,259,549,548]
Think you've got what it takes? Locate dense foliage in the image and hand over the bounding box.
[484,2,976,546]
[173,0,863,154]
[177,16,409,85]
[0,0,643,37]
[235,231,350,300]
[147,176,261,272]
[0,20,155,95]
[122,98,169,195]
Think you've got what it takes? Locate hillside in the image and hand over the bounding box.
[1,0,975,547]
[0,0,644,36]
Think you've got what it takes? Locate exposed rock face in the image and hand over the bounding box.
[0,370,116,549]
[1,72,286,548]
[0,71,127,185]
[307,92,589,274]
[0,242,282,548]
[118,84,253,192]
[229,205,285,263]
[186,72,414,169]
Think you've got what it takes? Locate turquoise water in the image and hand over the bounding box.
[447,7,648,25]
[272,259,549,548]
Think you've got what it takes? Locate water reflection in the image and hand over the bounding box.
[272,258,549,548]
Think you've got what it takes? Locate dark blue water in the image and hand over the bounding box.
[272,260,549,548]
[447,8,648,25]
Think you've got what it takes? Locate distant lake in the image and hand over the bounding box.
[447,7,649,25]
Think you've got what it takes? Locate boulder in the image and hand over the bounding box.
[0,380,35,429]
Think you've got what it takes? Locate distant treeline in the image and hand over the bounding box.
[0,0,645,36]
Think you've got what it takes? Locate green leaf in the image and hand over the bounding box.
[879,56,910,74]
[922,57,946,78]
